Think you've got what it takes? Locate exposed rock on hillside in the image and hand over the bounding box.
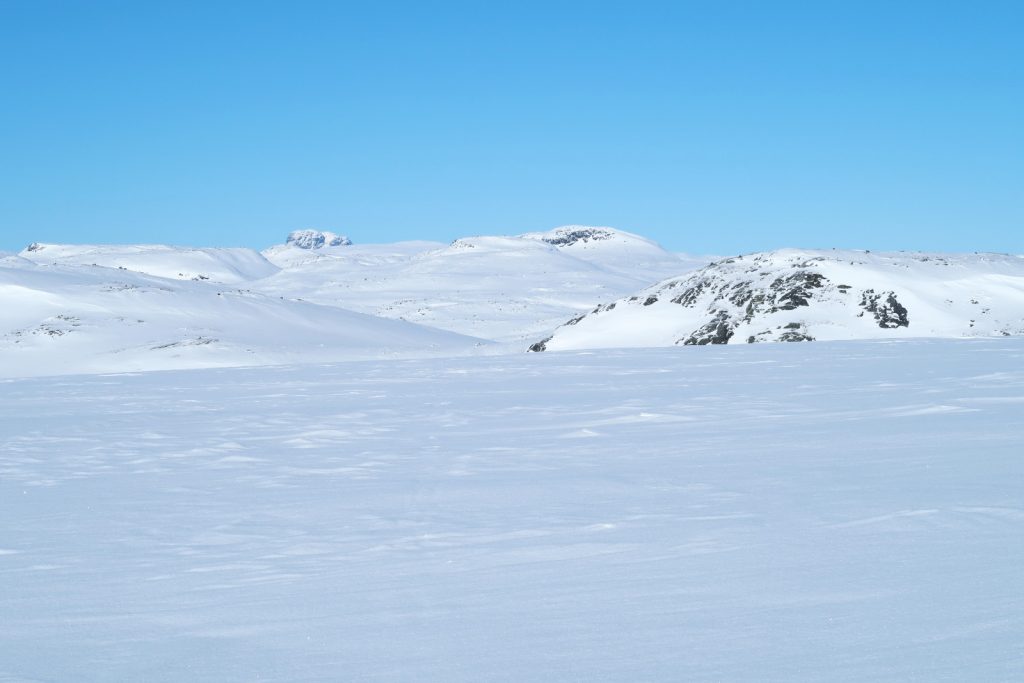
[529,249,1024,351]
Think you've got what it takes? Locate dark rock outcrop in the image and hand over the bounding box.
[539,228,616,247]
[528,336,552,352]
[680,311,734,345]
[859,290,910,328]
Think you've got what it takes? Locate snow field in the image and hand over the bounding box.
[1,338,1022,681]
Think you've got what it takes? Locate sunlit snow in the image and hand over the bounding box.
[2,229,1023,680]
[1,339,1022,680]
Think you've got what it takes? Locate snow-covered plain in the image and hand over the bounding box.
[2,339,1023,681]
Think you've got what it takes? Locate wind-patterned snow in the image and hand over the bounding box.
[1,339,1023,681]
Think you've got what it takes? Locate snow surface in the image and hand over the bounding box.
[20,243,279,284]
[534,249,1024,351]
[1,338,1022,681]
[0,258,483,377]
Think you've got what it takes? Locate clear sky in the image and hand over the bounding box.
[1,1,1021,255]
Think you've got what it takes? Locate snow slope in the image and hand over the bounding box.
[531,249,1024,351]
[2,226,703,375]
[20,242,279,284]
[257,226,706,342]
[2,339,1022,681]
[0,259,483,377]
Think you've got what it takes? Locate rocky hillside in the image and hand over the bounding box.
[529,249,1024,351]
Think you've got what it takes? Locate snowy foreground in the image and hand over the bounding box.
[2,339,1023,681]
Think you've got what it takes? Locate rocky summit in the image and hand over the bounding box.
[285,230,352,249]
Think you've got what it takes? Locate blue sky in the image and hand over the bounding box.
[1,1,1021,254]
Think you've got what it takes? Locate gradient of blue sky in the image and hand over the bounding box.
[1,1,1021,254]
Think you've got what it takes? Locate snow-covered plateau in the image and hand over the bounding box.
[2,228,1024,680]
[1,339,1022,680]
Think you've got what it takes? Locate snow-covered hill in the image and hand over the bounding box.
[519,225,690,275]
[256,226,706,342]
[3,225,705,375]
[530,249,1024,351]
[20,242,279,284]
[0,258,482,377]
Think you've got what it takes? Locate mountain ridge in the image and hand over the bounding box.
[7,233,1023,376]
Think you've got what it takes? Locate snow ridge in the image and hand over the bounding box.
[18,243,279,284]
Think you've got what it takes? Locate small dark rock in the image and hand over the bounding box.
[528,337,552,352]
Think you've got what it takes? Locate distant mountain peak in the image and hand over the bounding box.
[537,226,619,246]
[519,225,630,247]
[285,230,352,250]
